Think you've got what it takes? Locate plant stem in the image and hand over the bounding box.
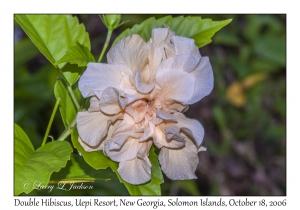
[98,29,113,62]
[58,118,77,141]
[67,85,80,111]
[42,98,61,146]
[57,69,80,111]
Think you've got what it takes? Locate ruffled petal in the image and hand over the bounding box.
[151,28,172,47]
[118,156,152,185]
[107,134,129,151]
[112,113,141,138]
[171,35,201,60]
[79,62,132,98]
[156,69,195,104]
[186,57,214,104]
[171,112,204,147]
[88,96,100,112]
[135,69,155,93]
[152,125,185,149]
[78,120,121,151]
[77,111,122,147]
[147,46,163,82]
[107,34,149,72]
[158,136,198,180]
[157,54,199,74]
[167,102,188,113]
[156,110,177,121]
[99,87,122,114]
[104,137,152,162]
[139,121,155,142]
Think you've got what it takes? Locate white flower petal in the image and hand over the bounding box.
[79,62,132,98]
[171,35,201,60]
[112,114,141,138]
[167,102,188,113]
[165,127,184,141]
[88,96,100,112]
[156,110,177,121]
[134,108,147,124]
[198,146,207,152]
[171,112,204,147]
[125,100,144,119]
[118,156,152,185]
[99,87,122,114]
[147,46,163,82]
[125,92,147,104]
[139,122,155,142]
[157,54,199,74]
[158,137,198,180]
[77,111,121,147]
[108,134,129,151]
[135,69,155,93]
[151,28,171,46]
[107,34,149,72]
[104,137,151,162]
[78,120,121,151]
[186,57,214,104]
[156,69,195,104]
[152,125,185,149]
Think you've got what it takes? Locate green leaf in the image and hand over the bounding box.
[71,127,163,195]
[14,14,91,69]
[51,154,118,182]
[55,42,95,67]
[61,63,85,86]
[113,15,232,48]
[54,78,81,128]
[14,124,73,195]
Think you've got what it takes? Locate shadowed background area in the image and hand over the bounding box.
[14,14,286,196]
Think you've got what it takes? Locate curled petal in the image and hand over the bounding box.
[156,69,195,104]
[186,57,214,104]
[171,35,201,60]
[153,115,163,125]
[167,102,188,113]
[77,111,122,147]
[108,134,129,151]
[134,107,147,123]
[79,62,132,98]
[156,110,177,121]
[157,54,199,74]
[125,100,145,119]
[151,28,171,46]
[104,137,151,162]
[153,126,185,149]
[199,146,207,152]
[78,120,121,151]
[100,87,126,114]
[139,122,155,142]
[158,136,198,180]
[171,112,204,147]
[112,113,141,138]
[165,127,184,141]
[135,69,155,93]
[88,96,100,112]
[118,156,152,185]
[107,34,149,72]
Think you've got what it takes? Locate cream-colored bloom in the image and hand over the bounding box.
[77,28,213,184]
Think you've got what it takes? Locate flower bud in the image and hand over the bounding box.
[101,15,122,30]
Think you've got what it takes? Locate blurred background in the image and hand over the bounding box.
[14,14,286,196]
